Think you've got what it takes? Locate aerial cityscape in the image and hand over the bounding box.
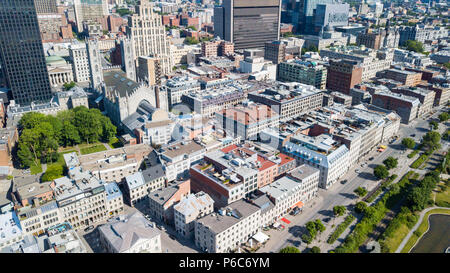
[0,0,449,257]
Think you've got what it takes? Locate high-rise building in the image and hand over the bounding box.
[213,0,281,50]
[69,43,91,83]
[296,0,334,34]
[69,39,103,90]
[74,0,108,32]
[34,0,57,14]
[264,41,286,65]
[313,3,349,35]
[137,56,161,86]
[356,29,382,50]
[278,60,328,89]
[326,59,362,94]
[126,0,172,76]
[0,0,53,105]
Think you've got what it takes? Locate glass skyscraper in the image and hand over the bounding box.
[0,0,53,105]
[214,0,281,50]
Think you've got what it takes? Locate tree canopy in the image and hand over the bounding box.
[374,165,389,180]
[383,157,398,170]
[17,106,116,168]
[438,112,449,122]
[422,131,441,151]
[355,201,367,214]
[310,246,321,253]
[429,121,439,130]
[401,138,416,149]
[354,187,368,197]
[405,40,425,53]
[333,205,346,217]
[279,246,300,253]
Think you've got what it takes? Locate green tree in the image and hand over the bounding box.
[17,122,59,167]
[279,246,300,253]
[438,112,449,122]
[443,63,450,70]
[60,120,81,147]
[41,164,64,182]
[63,81,76,91]
[443,130,450,141]
[402,138,416,149]
[354,187,368,197]
[355,201,367,213]
[422,131,441,151]
[73,106,102,144]
[100,115,116,142]
[374,165,389,180]
[333,205,346,217]
[18,112,46,130]
[383,157,398,170]
[429,121,439,130]
[315,219,326,233]
[185,37,199,45]
[405,40,425,53]
[187,25,197,31]
[310,246,321,253]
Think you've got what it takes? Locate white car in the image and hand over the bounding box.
[355,169,361,174]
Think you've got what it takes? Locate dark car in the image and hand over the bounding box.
[323,218,331,223]
[84,225,94,232]
[290,208,301,216]
[369,157,374,161]
[410,134,416,137]
[340,179,348,184]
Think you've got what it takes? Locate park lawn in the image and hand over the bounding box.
[434,182,450,207]
[108,137,123,149]
[30,161,43,174]
[80,144,107,155]
[382,222,412,253]
[400,208,450,253]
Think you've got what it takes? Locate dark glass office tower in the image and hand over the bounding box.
[296,0,334,34]
[0,0,53,105]
[214,0,281,50]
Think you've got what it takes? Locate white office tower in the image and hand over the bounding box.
[126,0,173,76]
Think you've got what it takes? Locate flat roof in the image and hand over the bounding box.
[195,200,260,234]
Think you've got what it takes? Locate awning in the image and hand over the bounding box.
[291,201,304,209]
[281,217,291,224]
[252,232,269,243]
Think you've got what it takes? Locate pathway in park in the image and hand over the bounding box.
[103,143,112,150]
[395,206,450,253]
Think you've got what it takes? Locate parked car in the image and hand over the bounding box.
[290,208,301,216]
[355,169,361,174]
[369,157,374,161]
[84,225,94,232]
[340,179,348,184]
[410,134,416,137]
[323,218,331,223]
[156,224,162,230]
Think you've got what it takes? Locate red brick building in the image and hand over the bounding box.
[326,59,363,94]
